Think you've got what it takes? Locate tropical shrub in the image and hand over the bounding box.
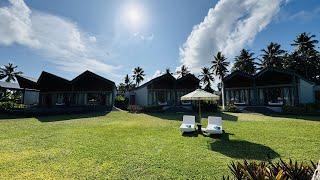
[114,95,129,110]
[0,101,25,111]
[223,159,317,180]
[224,104,240,113]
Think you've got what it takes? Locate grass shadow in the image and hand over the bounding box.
[266,113,320,122]
[209,133,279,160]
[146,111,238,122]
[36,111,109,122]
[219,112,238,121]
[0,113,32,120]
[182,131,199,137]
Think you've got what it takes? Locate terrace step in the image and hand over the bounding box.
[243,106,277,114]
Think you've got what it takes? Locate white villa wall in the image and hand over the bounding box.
[24,90,39,105]
[133,86,148,106]
[299,79,315,104]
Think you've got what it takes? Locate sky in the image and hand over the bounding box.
[0,0,320,87]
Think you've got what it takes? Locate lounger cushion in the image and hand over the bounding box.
[180,124,195,133]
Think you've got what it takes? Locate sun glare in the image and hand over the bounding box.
[122,4,145,30]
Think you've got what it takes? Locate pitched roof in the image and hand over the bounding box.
[176,73,200,82]
[223,67,315,85]
[223,70,254,82]
[37,71,70,84]
[71,70,115,85]
[17,75,38,82]
[132,73,176,90]
[0,81,21,90]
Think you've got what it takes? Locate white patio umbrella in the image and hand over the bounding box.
[181,89,219,123]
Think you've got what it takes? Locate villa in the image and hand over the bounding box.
[128,72,200,107]
[11,70,116,109]
[223,67,319,111]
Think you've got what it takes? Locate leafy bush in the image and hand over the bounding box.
[224,159,317,180]
[0,101,25,111]
[224,104,240,113]
[114,95,129,110]
[283,103,319,115]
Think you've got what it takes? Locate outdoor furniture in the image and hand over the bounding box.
[234,102,246,105]
[180,115,196,133]
[202,116,223,134]
[268,101,283,106]
[181,101,192,105]
[158,101,168,106]
[197,124,202,132]
[180,89,219,123]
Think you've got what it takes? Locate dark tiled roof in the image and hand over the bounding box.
[0,81,21,89]
[18,75,38,82]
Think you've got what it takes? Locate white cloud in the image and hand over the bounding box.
[0,0,119,75]
[287,6,320,22]
[179,0,286,73]
[89,36,97,43]
[133,32,154,41]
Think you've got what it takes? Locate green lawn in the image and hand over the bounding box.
[0,111,319,179]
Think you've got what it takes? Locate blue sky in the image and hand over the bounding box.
[0,0,320,85]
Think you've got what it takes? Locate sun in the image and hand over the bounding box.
[122,4,146,30]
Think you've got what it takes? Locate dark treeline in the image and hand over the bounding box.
[231,32,320,83]
[118,32,320,93]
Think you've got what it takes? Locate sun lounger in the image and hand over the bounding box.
[203,116,223,134]
[180,115,196,133]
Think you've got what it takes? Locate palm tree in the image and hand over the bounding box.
[124,74,132,91]
[233,49,256,75]
[199,67,214,92]
[0,63,22,82]
[132,66,145,87]
[291,32,319,80]
[211,52,229,110]
[176,65,190,78]
[291,32,318,53]
[259,42,285,69]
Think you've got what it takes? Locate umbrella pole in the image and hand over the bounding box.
[198,100,201,123]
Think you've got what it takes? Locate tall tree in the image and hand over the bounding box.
[124,74,132,91]
[211,51,229,110]
[291,32,318,53]
[176,65,190,78]
[290,32,319,81]
[259,42,285,69]
[132,66,145,87]
[0,63,22,82]
[199,67,214,93]
[233,49,256,75]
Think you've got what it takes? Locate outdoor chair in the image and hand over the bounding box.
[180,115,196,133]
[202,116,223,134]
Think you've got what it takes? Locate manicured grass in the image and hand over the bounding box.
[0,111,319,179]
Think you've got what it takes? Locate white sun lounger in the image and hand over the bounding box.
[180,115,196,133]
[203,116,223,134]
